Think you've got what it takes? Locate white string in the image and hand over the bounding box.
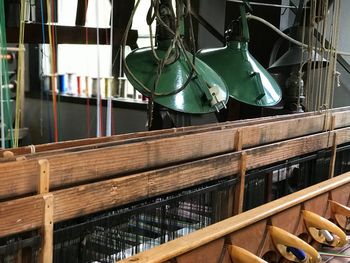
[106,0,113,137]
[28,144,36,154]
[95,0,101,137]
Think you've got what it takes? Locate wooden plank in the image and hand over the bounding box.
[0,196,43,237]
[117,172,350,263]
[38,160,50,194]
[234,153,247,214]
[2,129,350,237]
[329,133,337,179]
[6,24,138,45]
[234,130,243,151]
[0,111,309,157]
[40,194,53,263]
[3,107,350,157]
[0,112,347,200]
[1,114,350,202]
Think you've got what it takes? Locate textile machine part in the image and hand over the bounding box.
[329,200,350,231]
[302,210,347,247]
[197,0,282,107]
[124,0,229,114]
[286,246,307,262]
[268,226,321,263]
[228,245,268,263]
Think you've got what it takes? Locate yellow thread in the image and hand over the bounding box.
[14,0,27,148]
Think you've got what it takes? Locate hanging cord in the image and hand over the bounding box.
[13,0,27,147]
[246,14,350,56]
[296,0,307,111]
[50,0,59,141]
[106,0,114,137]
[95,0,103,137]
[39,0,44,137]
[46,0,59,142]
[0,3,14,148]
[316,0,328,112]
[122,0,205,98]
[39,0,53,141]
[84,0,91,138]
[325,0,340,111]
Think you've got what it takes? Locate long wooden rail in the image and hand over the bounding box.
[1,127,349,238]
[0,110,350,200]
[1,106,349,157]
[0,110,350,262]
[118,172,350,263]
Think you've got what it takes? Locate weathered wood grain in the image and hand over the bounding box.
[1,129,350,238]
[3,107,349,158]
[117,172,350,263]
[1,112,350,201]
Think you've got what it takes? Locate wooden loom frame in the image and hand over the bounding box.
[117,172,350,263]
[1,107,350,261]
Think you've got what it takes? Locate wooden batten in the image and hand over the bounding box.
[2,128,350,238]
[233,152,247,214]
[1,111,350,201]
[329,132,338,179]
[38,159,50,194]
[117,172,350,263]
[40,194,53,263]
[1,107,349,159]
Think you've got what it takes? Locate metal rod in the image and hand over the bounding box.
[227,0,301,9]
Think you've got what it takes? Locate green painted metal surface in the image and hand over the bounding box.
[125,47,229,114]
[197,1,281,107]
[198,41,282,107]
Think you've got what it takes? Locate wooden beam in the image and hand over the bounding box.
[0,112,300,156]
[38,159,50,194]
[2,107,350,158]
[329,133,337,179]
[75,0,88,26]
[40,194,53,263]
[2,129,350,237]
[1,112,350,201]
[6,24,138,45]
[233,153,247,214]
[117,172,350,263]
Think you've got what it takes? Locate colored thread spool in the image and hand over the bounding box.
[319,229,334,243]
[100,77,107,99]
[67,73,77,95]
[49,74,58,94]
[84,76,91,97]
[105,77,114,98]
[41,75,51,92]
[117,76,126,98]
[58,74,66,93]
[91,77,100,97]
[287,247,307,262]
[77,76,81,96]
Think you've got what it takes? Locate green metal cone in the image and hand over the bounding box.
[125,47,229,114]
[197,41,282,107]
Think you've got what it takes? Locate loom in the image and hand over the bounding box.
[1,1,350,263]
[1,107,350,262]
